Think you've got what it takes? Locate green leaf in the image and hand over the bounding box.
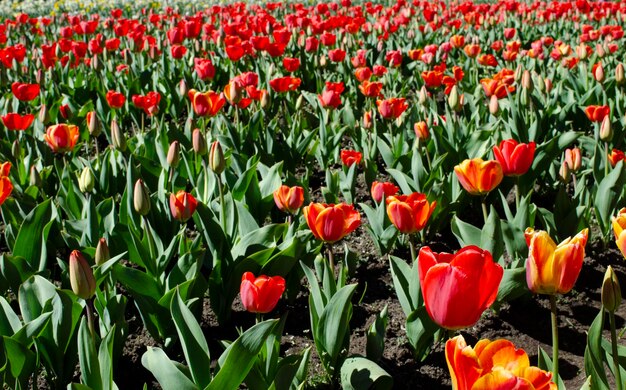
[405,307,438,360]
[208,319,278,390]
[13,199,53,272]
[78,317,103,390]
[171,289,211,388]
[583,311,610,390]
[142,347,198,390]
[366,305,388,362]
[537,347,566,390]
[450,216,481,248]
[340,356,393,390]
[388,256,418,316]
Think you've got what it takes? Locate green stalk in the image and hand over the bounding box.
[549,295,559,383]
[217,175,227,236]
[327,245,335,278]
[610,311,623,390]
[515,177,520,210]
[481,197,489,225]
[86,297,96,341]
[408,235,417,263]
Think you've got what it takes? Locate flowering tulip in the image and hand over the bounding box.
[12,82,40,101]
[608,149,625,168]
[328,49,346,62]
[0,162,13,206]
[2,113,34,131]
[354,67,372,82]
[188,89,226,117]
[132,91,161,116]
[44,124,80,153]
[169,191,198,222]
[454,158,503,195]
[303,203,361,243]
[106,90,125,109]
[240,272,285,313]
[493,139,536,176]
[418,246,503,330]
[318,89,341,109]
[585,105,610,122]
[386,193,436,234]
[371,181,399,203]
[269,76,301,93]
[446,335,556,390]
[377,98,408,120]
[69,250,96,300]
[359,81,383,98]
[273,185,304,214]
[340,150,362,166]
[525,228,588,295]
[193,57,215,80]
[282,57,300,72]
[564,147,582,172]
[612,208,626,259]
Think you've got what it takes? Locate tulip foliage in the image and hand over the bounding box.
[0,0,625,389]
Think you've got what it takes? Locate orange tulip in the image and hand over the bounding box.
[525,228,588,295]
[446,335,556,390]
[303,202,360,243]
[188,89,226,117]
[273,185,304,214]
[44,124,80,153]
[454,158,503,195]
[0,162,12,207]
[608,149,625,167]
[386,193,436,234]
[169,191,198,222]
[612,208,626,259]
[240,272,285,314]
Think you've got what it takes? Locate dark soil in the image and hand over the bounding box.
[112,171,626,389]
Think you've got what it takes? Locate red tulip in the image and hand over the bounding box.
[303,203,361,243]
[359,81,383,98]
[584,105,610,122]
[44,124,80,153]
[609,149,625,167]
[418,246,503,330]
[0,162,13,207]
[371,181,399,203]
[328,49,346,62]
[12,82,40,101]
[493,139,536,176]
[132,91,161,116]
[386,192,436,234]
[188,89,226,117]
[194,58,215,80]
[106,90,125,109]
[2,113,34,131]
[376,98,408,119]
[340,150,362,166]
[240,272,285,313]
[269,76,301,93]
[319,89,342,109]
[282,57,300,72]
[273,185,304,214]
[354,67,372,82]
[171,44,187,59]
[169,191,198,222]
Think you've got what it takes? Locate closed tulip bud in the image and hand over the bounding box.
[69,250,96,300]
[227,82,242,104]
[29,166,41,187]
[192,129,207,155]
[38,104,49,124]
[596,43,605,58]
[260,90,270,109]
[167,141,180,168]
[559,161,571,183]
[133,179,151,216]
[514,64,523,81]
[617,64,625,86]
[95,238,110,266]
[363,111,373,129]
[521,70,533,92]
[602,266,621,313]
[544,78,553,93]
[418,85,428,106]
[79,167,95,193]
[414,121,429,140]
[565,147,582,172]
[448,85,460,110]
[594,62,605,83]
[600,115,613,142]
[86,111,101,137]
[520,87,529,107]
[36,69,43,85]
[178,79,188,97]
[11,139,20,160]
[319,55,327,67]
[110,120,126,151]
[489,95,500,115]
[209,141,225,174]
[576,44,588,60]
[536,76,546,93]
[296,94,303,111]
[91,54,101,71]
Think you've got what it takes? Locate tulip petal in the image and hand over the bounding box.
[472,369,534,390]
[445,336,482,390]
[477,339,529,373]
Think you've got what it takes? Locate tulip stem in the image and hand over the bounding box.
[408,235,417,263]
[610,311,623,390]
[217,175,227,236]
[481,198,489,224]
[605,142,609,178]
[327,245,335,278]
[180,225,188,254]
[515,177,520,210]
[86,298,96,341]
[549,294,559,383]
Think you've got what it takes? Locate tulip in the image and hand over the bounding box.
[69,250,96,300]
[612,208,626,259]
[600,115,613,142]
[493,139,536,176]
[525,228,588,295]
[169,191,198,222]
[209,141,225,175]
[593,62,605,83]
[29,166,41,188]
[340,149,362,167]
[0,162,12,207]
[418,246,503,330]
[44,124,80,154]
[386,193,436,235]
[602,265,624,390]
[78,167,95,193]
[564,147,582,172]
[133,179,151,216]
[584,105,610,123]
[376,98,408,120]
[318,89,342,109]
[488,95,499,115]
[2,113,35,131]
[192,129,207,155]
[188,89,226,117]
[110,120,126,151]
[446,335,556,390]
[105,90,125,109]
[167,141,180,169]
[303,202,361,243]
[86,111,101,137]
[240,272,285,314]
[269,76,302,93]
[414,121,429,140]
[95,238,110,266]
[12,82,40,101]
[371,181,399,203]
[616,64,625,85]
[273,185,304,214]
[454,158,503,196]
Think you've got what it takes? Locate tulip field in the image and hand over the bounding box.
[3,0,626,388]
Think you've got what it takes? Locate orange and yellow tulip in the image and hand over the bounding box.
[303,203,360,243]
[44,124,80,153]
[273,185,304,214]
[525,228,588,295]
[188,89,226,117]
[612,208,626,259]
[0,162,12,207]
[386,193,436,234]
[454,158,503,196]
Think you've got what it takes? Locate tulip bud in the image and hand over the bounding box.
[133,179,151,216]
[559,161,571,183]
[418,86,428,106]
[38,104,49,124]
[616,64,625,85]
[110,120,127,151]
[600,115,613,142]
[86,111,101,137]
[602,266,622,313]
[489,95,500,115]
[594,62,605,83]
[178,79,188,97]
[414,121,429,140]
[448,85,460,111]
[69,250,96,300]
[544,78,553,93]
[209,141,225,174]
[319,55,327,67]
[596,43,605,58]
[192,129,207,155]
[11,139,20,160]
[167,141,180,168]
[565,147,582,172]
[520,87,529,107]
[521,70,533,93]
[36,69,43,85]
[91,54,101,71]
[576,44,588,60]
[95,237,110,266]
[268,63,275,76]
[295,94,303,111]
[228,82,242,104]
[362,111,373,129]
[78,167,95,193]
[536,76,546,93]
[29,166,41,187]
[260,90,270,109]
[514,64,523,82]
